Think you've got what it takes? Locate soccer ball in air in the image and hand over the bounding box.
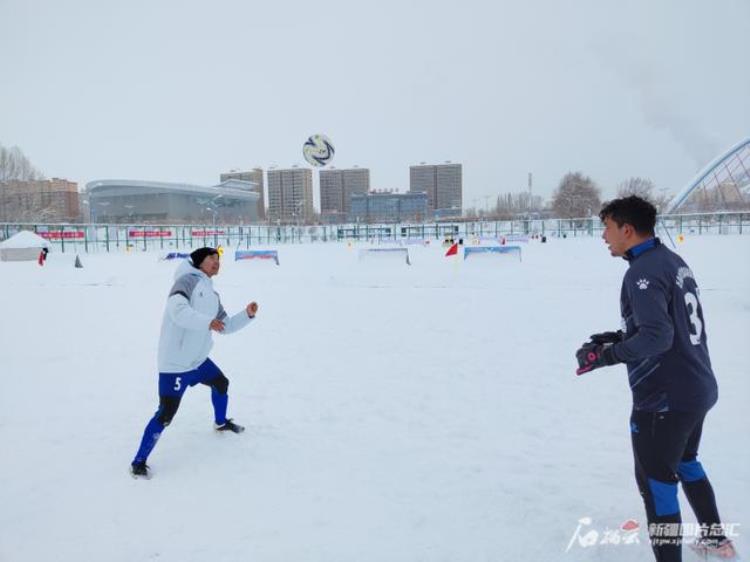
[302,134,335,167]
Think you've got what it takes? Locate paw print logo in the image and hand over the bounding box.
[636,278,650,290]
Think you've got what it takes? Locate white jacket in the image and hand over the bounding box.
[157,260,253,373]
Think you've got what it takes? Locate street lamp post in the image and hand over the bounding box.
[204,194,223,245]
[95,201,110,224]
[124,204,135,225]
[81,200,91,223]
[293,199,306,241]
[205,206,220,247]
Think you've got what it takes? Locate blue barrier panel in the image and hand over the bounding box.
[464,245,522,261]
[235,249,280,265]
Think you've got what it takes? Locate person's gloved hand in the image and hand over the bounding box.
[575,342,619,375]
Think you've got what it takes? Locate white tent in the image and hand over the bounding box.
[0,230,50,262]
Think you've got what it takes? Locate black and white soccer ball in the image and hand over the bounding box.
[302,134,335,167]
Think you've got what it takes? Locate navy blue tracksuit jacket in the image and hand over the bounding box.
[611,238,718,413]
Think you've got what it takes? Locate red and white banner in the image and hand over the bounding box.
[191,230,226,236]
[38,231,85,240]
[128,230,172,238]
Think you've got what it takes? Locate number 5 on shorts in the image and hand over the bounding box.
[174,377,182,391]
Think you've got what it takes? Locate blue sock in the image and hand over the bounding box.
[133,416,165,463]
[212,390,228,425]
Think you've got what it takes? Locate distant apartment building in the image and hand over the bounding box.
[349,191,428,223]
[0,178,81,222]
[220,168,265,220]
[320,167,370,223]
[267,167,313,223]
[409,162,462,217]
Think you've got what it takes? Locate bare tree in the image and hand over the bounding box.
[0,144,50,222]
[464,207,479,219]
[493,192,544,219]
[551,172,602,218]
[617,177,656,200]
[616,177,676,212]
[652,189,674,213]
[0,143,44,182]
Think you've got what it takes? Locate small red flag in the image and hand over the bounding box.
[445,242,458,257]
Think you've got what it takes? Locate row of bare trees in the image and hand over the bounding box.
[550,173,674,218]
[0,144,44,182]
[0,144,55,222]
[464,173,675,220]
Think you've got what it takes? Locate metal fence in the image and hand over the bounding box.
[1,212,748,254]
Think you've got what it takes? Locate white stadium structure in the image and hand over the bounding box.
[85,179,261,224]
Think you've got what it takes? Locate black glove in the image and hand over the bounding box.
[575,342,619,375]
[588,330,625,345]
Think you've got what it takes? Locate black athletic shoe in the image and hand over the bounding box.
[214,418,245,433]
[130,461,152,479]
[690,537,737,559]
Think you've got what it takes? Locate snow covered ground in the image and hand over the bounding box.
[1,236,748,562]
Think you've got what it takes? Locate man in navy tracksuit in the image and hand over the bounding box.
[575,196,735,561]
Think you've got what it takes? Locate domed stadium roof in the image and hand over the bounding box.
[86,179,259,201]
[667,137,750,214]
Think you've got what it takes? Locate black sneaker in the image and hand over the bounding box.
[214,418,245,433]
[690,537,737,559]
[130,461,152,479]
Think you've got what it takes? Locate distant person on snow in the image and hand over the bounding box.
[130,247,259,479]
[574,196,735,561]
[37,247,48,266]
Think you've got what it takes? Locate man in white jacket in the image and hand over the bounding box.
[130,247,258,479]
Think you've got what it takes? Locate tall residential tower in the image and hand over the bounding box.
[319,167,370,222]
[267,167,313,223]
[409,162,462,217]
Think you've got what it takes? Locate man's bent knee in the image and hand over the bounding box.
[208,374,229,395]
[157,396,181,426]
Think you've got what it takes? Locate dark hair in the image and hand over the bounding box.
[190,247,219,268]
[599,195,656,235]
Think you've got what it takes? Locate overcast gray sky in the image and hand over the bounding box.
[1,0,748,209]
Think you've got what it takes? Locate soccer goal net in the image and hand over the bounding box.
[358,247,411,266]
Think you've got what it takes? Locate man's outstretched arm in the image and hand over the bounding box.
[214,299,258,334]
